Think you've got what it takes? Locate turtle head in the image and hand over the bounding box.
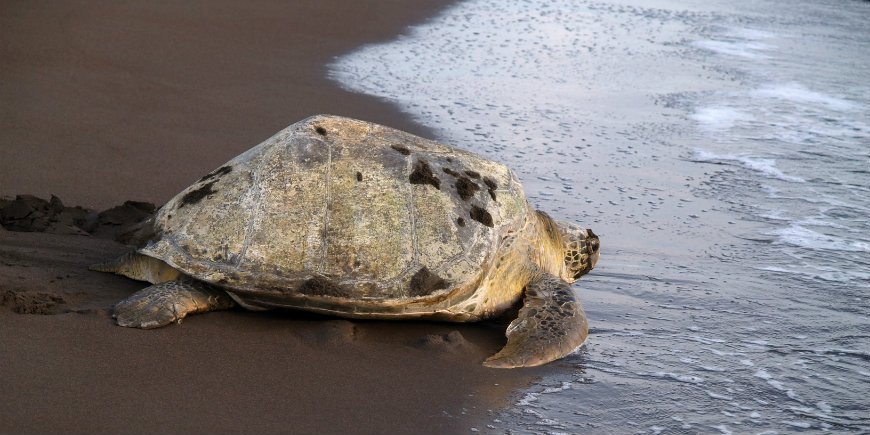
[554,220,600,283]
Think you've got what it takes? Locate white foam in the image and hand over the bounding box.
[638,371,705,384]
[534,418,564,427]
[744,340,770,346]
[739,158,805,183]
[706,390,734,400]
[690,106,752,130]
[753,369,772,380]
[753,83,861,112]
[517,381,573,407]
[711,424,733,435]
[796,216,849,231]
[692,149,806,183]
[754,369,802,402]
[767,224,870,253]
[692,39,772,59]
[542,381,573,394]
[523,408,546,418]
[767,379,786,390]
[517,393,538,407]
[816,402,832,414]
[757,265,870,284]
[782,420,812,429]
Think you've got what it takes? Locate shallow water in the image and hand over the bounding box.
[331,0,870,432]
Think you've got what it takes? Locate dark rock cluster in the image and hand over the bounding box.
[0,194,155,244]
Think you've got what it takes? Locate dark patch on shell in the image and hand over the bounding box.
[409,160,440,190]
[470,205,493,227]
[409,267,450,297]
[391,145,411,155]
[464,170,480,179]
[179,181,218,208]
[315,126,327,136]
[454,176,480,201]
[483,176,498,200]
[297,276,347,297]
[456,217,466,227]
[442,167,459,177]
[198,165,232,183]
[356,171,363,182]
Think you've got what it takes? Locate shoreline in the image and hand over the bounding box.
[0,2,545,433]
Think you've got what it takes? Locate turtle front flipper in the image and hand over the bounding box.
[484,272,589,368]
[114,278,236,329]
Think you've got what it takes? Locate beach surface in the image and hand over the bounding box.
[0,2,541,433]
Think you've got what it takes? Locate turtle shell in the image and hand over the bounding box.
[140,115,529,310]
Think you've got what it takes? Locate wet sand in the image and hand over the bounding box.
[0,2,544,433]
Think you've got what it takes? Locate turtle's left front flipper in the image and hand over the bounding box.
[484,272,588,368]
[114,278,236,329]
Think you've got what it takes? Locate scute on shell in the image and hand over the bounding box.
[139,115,529,307]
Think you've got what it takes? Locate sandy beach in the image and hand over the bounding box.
[0,2,544,433]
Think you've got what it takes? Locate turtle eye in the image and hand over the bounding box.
[586,229,600,252]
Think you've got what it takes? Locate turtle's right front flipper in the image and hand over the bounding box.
[114,278,236,329]
[484,272,588,368]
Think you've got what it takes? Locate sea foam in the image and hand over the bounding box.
[767,224,870,253]
[752,83,861,112]
[692,39,772,59]
[691,149,805,183]
[690,106,752,131]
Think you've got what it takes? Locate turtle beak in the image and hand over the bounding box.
[586,229,600,270]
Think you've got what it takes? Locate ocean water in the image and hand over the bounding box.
[331,0,870,433]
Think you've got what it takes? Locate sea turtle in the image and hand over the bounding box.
[91,115,600,368]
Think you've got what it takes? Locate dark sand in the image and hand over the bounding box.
[0,2,545,433]
[2,0,451,209]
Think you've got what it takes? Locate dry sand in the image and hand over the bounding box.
[0,1,549,433]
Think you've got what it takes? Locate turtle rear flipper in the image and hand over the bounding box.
[89,251,180,284]
[484,272,588,368]
[114,278,236,329]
